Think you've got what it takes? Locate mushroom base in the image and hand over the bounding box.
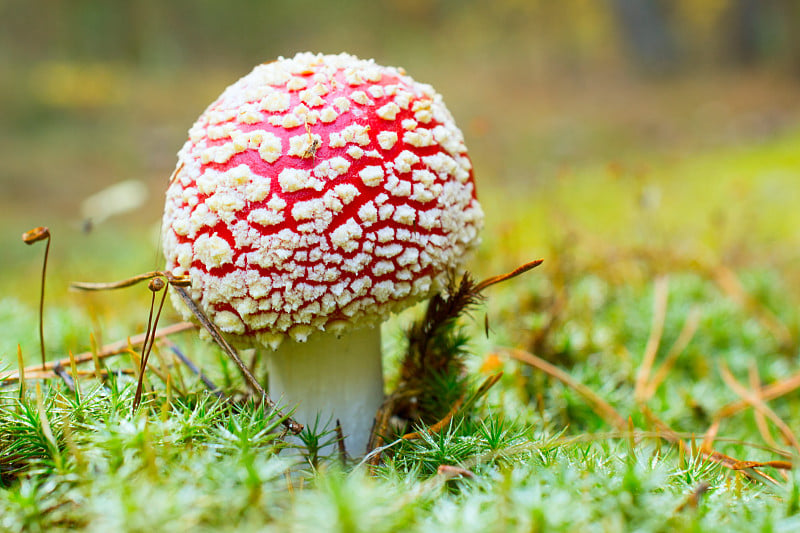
[266,326,384,457]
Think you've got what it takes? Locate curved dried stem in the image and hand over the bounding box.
[171,286,303,434]
[634,276,669,403]
[22,226,51,369]
[644,306,702,400]
[499,346,628,431]
[132,278,170,413]
[0,322,196,384]
[719,362,800,455]
[474,259,544,293]
[71,271,190,291]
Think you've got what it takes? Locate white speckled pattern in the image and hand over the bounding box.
[162,52,483,346]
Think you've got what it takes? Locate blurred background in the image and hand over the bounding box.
[1,0,799,306]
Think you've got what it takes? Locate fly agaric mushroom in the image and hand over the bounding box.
[161,52,483,455]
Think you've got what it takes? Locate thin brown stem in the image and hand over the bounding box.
[713,265,794,349]
[0,322,196,384]
[162,340,223,397]
[39,235,50,369]
[12,368,134,381]
[474,259,544,293]
[717,370,800,418]
[22,226,51,369]
[172,286,302,434]
[634,276,669,402]
[719,362,800,455]
[674,482,711,513]
[499,347,628,431]
[644,306,701,400]
[133,290,157,412]
[71,270,190,291]
[133,278,170,413]
[401,397,464,440]
[16,345,25,399]
[749,364,778,449]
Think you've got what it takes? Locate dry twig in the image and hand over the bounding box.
[171,286,303,434]
[718,362,800,455]
[748,364,779,450]
[502,347,788,485]
[371,261,543,460]
[674,482,711,513]
[643,306,702,400]
[713,265,794,349]
[1,322,196,384]
[634,276,669,402]
[499,347,627,431]
[71,271,302,434]
[717,370,800,418]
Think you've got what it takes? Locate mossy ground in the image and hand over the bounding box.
[1,64,800,531]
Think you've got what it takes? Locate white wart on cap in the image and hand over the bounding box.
[162,52,484,348]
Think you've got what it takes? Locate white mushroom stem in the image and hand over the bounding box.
[266,326,384,457]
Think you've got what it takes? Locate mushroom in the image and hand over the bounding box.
[161,52,483,455]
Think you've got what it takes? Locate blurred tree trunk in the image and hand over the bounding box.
[781,0,800,76]
[607,0,677,73]
[726,0,800,75]
[726,0,760,66]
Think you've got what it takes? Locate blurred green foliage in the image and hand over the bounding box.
[1,3,800,529]
[3,0,799,72]
[2,0,799,232]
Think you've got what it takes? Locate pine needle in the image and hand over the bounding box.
[499,347,627,431]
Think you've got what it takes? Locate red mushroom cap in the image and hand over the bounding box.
[162,52,483,348]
